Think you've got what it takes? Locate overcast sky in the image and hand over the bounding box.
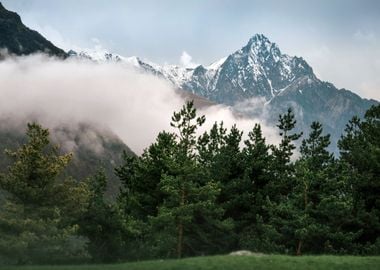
[2,0,380,100]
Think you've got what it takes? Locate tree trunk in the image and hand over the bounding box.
[296,180,308,256]
[296,240,303,256]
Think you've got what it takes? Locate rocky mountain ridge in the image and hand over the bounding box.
[70,35,377,152]
[0,2,377,154]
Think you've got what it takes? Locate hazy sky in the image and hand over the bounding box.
[2,0,380,100]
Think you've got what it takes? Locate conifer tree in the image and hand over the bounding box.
[150,101,231,258]
[271,108,302,197]
[338,104,380,251]
[238,124,276,251]
[0,123,89,264]
[258,109,302,253]
[78,169,129,262]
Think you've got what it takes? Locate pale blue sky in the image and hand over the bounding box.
[2,0,380,100]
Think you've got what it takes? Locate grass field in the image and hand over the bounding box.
[1,255,380,270]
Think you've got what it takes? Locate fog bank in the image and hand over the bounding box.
[0,55,280,154]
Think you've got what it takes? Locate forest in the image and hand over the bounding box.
[0,101,379,265]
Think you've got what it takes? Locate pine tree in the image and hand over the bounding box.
[274,108,303,166]
[294,122,333,255]
[243,124,273,219]
[338,105,380,252]
[238,124,275,251]
[115,132,178,259]
[150,101,231,258]
[271,108,303,197]
[0,123,89,264]
[197,122,227,168]
[258,109,302,253]
[205,125,244,223]
[78,169,130,262]
[116,131,177,221]
[269,121,355,255]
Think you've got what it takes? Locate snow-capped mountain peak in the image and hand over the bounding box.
[67,34,377,154]
[69,34,315,102]
[247,34,276,52]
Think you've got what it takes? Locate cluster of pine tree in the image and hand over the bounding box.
[0,102,379,264]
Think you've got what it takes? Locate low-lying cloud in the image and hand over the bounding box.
[0,54,279,154]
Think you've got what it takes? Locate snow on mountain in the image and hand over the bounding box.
[68,48,141,68]
[70,34,316,104]
[207,56,227,70]
[69,34,377,154]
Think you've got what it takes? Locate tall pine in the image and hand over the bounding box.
[0,123,89,264]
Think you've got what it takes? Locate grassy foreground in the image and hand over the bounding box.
[1,255,380,270]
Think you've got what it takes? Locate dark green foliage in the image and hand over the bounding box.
[251,111,300,253]
[238,124,276,252]
[114,104,380,258]
[116,132,177,221]
[0,123,133,199]
[338,104,380,252]
[78,169,130,263]
[1,104,380,264]
[300,122,333,168]
[0,124,72,205]
[198,123,245,249]
[273,108,303,166]
[117,101,232,259]
[160,102,231,259]
[270,108,303,198]
[0,123,89,264]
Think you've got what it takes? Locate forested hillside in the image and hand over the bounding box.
[1,102,379,264]
[0,122,134,198]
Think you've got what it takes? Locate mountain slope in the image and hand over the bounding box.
[0,3,135,197]
[73,34,377,152]
[0,2,66,57]
[0,121,134,198]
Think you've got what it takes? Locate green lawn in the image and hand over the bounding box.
[1,255,380,270]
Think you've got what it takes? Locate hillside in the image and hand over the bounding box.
[0,122,134,197]
[0,3,134,197]
[0,2,66,57]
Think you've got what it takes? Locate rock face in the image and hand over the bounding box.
[197,34,313,104]
[0,2,66,57]
[72,34,377,152]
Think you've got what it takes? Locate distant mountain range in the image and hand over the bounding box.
[69,35,378,152]
[0,1,378,157]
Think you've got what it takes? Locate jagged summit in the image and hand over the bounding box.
[247,33,275,49]
[245,34,282,60]
[206,34,314,102]
[249,33,268,42]
[71,34,315,102]
[70,33,377,153]
[0,3,376,155]
[0,2,376,155]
